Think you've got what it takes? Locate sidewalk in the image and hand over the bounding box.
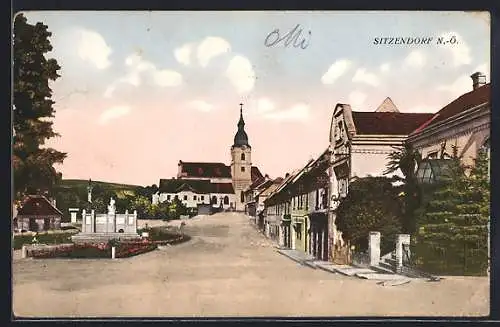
[276,248,412,282]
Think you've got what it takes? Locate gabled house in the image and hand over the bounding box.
[15,195,63,232]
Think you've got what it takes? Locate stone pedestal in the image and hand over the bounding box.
[395,234,411,272]
[368,231,381,266]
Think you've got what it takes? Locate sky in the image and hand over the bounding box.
[21,11,490,186]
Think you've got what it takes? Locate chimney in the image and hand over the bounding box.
[471,72,486,90]
[285,173,290,178]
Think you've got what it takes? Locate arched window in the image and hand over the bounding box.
[241,153,245,161]
[224,196,229,205]
[240,191,245,203]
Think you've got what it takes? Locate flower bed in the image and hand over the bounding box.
[27,243,111,259]
[114,242,157,258]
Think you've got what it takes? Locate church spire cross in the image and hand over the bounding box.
[233,102,249,147]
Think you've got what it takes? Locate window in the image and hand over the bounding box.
[241,166,245,172]
[224,196,229,205]
[201,195,205,201]
[174,195,179,200]
[193,195,197,201]
[167,195,171,201]
[241,153,245,161]
[240,191,245,203]
[183,195,187,201]
[211,196,217,204]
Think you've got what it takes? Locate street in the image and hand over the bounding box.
[12,212,489,317]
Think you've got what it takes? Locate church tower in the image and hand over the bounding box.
[231,103,252,211]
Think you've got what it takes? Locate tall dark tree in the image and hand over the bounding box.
[13,14,66,199]
[384,142,422,234]
[415,147,490,275]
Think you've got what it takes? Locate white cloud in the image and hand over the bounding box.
[348,91,367,108]
[321,59,352,85]
[352,68,380,87]
[104,53,182,98]
[256,98,275,114]
[404,50,426,68]
[263,103,310,121]
[225,55,256,94]
[197,37,231,67]
[76,29,112,69]
[98,106,131,125]
[437,75,472,97]
[153,70,183,87]
[380,63,391,73]
[440,32,471,67]
[174,43,193,66]
[189,100,214,112]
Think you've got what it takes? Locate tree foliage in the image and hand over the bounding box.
[13,13,66,199]
[336,176,403,254]
[415,148,490,275]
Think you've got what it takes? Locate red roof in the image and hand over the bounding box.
[352,112,434,135]
[179,161,231,178]
[415,83,490,133]
[178,160,264,183]
[17,195,63,217]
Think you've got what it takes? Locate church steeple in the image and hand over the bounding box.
[233,103,250,148]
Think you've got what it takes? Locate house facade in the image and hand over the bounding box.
[153,104,265,212]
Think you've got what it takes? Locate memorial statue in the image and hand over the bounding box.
[108,197,116,214]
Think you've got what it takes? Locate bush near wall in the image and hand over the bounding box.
[12,230,79,250]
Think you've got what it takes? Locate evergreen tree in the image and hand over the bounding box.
[13,14,66,199]
[416,147,489,275]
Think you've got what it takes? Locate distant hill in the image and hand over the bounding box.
[58,179,143,192]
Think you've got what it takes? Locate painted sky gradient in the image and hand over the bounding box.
[21,11,490,186]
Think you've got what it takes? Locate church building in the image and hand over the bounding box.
[152,104,265,212]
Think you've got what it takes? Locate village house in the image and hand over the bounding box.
[153,104,265,213]
[255,178,284,240]
[259,95,445,262]
[263,171,298,247]
[14,195,63,232]
[243,175,273,217]
[153,178,236,215]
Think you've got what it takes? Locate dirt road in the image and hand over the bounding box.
[12,212,489,317]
